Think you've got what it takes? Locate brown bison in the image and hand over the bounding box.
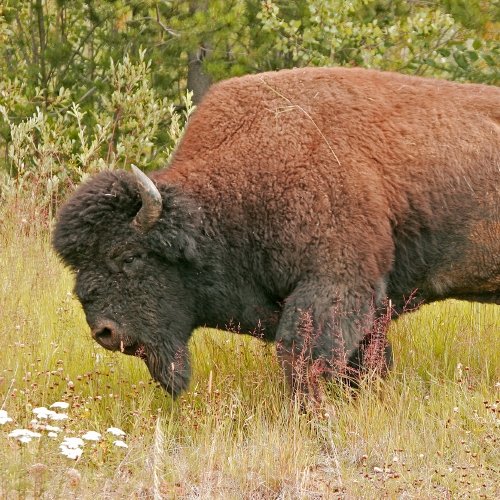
[53,67,500,398]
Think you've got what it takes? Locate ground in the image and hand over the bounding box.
[0,201,498,499]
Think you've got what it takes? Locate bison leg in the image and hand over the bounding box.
[345,333,393,388]
[346,299,394,386]
[276,280,388,400]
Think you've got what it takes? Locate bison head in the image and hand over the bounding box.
[53,167,202,396]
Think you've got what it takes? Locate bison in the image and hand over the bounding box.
[53,67,500,398]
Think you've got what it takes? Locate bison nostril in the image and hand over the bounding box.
[92,325,120,350]
[95,327,113,342]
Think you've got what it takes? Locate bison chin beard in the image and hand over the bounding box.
[142,345,191,397]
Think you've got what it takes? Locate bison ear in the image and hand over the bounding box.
[149,228,200,266]
[146,201,202,267]
[133,170,202,266]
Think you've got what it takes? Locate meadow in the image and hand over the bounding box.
[1,198,498,499]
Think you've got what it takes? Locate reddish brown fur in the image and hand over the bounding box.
[157,67,499,307]
[156,67,499,392]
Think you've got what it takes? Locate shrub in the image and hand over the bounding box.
[0,50,193,217]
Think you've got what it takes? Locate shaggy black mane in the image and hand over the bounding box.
[53,170,203,270]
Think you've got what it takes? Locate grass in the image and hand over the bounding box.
[0,198,498,499]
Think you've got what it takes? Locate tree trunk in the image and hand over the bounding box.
[187,45,212,104]
[35,0,48,108]
[186,0,212,104]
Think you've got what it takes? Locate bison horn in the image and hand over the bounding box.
[131,165,163,232]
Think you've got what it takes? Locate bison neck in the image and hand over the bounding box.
[189,249,283,340]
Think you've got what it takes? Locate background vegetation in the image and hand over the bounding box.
[1,0,499,209]
[1,202,499,497]
[0,0,499,497]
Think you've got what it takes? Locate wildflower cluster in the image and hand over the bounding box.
[8,428,42,444]
[33,402,70,420]
[57,428,128,459]
[59,437,85,460]
[3,401,128,460]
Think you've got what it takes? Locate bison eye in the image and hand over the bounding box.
[119,253,144,274]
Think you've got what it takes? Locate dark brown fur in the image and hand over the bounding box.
[54,67,500,397]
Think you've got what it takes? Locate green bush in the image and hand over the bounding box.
[0,0,497,211]
[0,50,193,215]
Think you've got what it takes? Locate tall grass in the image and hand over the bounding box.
[1,199,498,499]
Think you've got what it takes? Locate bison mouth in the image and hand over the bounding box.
[111,340,190,397]
[89,322,190,396]
[120,342,148,360]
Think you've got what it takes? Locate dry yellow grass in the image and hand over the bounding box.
[1,200,498,499]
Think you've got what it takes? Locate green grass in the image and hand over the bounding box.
[1,199,498,499]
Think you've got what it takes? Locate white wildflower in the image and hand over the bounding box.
[61,437,84,449]
[33,406,68,421]
[0,410,13,425]
[50,401,70,410]
[8,429,42,443]
[106,427,126,437]
[113,440,128,448]
[60,446,83,460]
[9,429,40,438]
[59,437,84,460]
[49,412,68,421]
[48,432,58,438]
[33,407,52,419]
[44,425,62,433]
[82,431,101,441]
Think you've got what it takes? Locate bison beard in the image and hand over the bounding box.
[53,67,499,402]
[142,345,191,397]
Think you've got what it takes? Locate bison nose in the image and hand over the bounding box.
[91,320,121,351]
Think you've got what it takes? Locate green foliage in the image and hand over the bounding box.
[256,0,499,82]
[0,50,194,214]
[0,0,498,205]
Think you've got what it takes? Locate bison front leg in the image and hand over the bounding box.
[276,309,330,404]
[276,280,388,402]
[345,332,393,390]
